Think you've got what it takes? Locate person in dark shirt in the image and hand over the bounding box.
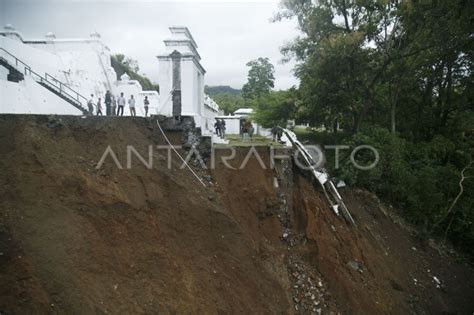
[104,90,112,115]
[144,96,150,117]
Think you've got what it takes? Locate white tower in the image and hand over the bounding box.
[157,27,205,118]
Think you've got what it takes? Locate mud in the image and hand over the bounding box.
[0,115,473,314]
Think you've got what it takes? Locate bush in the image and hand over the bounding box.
[333,126,474,256]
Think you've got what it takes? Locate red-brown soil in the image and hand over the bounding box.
[0,115,473,314]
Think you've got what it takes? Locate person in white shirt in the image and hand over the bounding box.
[87,94,95,115]
[111,95,117,116]
[117,92,126,116]
[128,95,136,117]
[96,97,103,116]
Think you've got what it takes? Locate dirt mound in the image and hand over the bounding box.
[0,115,473,314]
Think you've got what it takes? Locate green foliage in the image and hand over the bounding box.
[242,57,275,100]
[204,86,244,115]
[278,0,473,135]
[335,126,474,255]
[111,54,159,92]
[278,0,474,256]
[252,89,298,128]
[211,93,245,115]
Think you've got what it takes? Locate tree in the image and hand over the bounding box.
[211,93,245,115]
[242,57,275,100]
[277,0,473,136]
[252,88,298,128]
[277,0,474,256]
[111,54,159,93]
[204,86,244,115]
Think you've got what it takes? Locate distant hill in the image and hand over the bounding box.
[204,86,244,114]
[205,85,242,96]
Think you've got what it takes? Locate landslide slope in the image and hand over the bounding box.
[0,115,473,314]
[0,115,291,314]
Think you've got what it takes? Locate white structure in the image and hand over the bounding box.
[233,108,254,116]
[0,25,159,115]
[1,25,222,140]
[216,107,272,137]
[114,73,159,116]
[157,27,219,136]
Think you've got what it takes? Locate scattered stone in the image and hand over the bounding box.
[390,279,404,291]
[347,260,363,272]
[433,276,443,289]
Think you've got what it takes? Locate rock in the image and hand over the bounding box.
[347,260,363,272]
[390,279,404,291]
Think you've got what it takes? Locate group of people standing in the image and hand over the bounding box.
[87,90,150,117]
[240,119,255,141]
[214,118,226,138]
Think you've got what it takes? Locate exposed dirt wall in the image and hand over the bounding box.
[0,115,473,314]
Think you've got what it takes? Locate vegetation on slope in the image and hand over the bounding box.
[274,0,474,256]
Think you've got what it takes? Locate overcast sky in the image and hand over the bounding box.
[0,0,301,90]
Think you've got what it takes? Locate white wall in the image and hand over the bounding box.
[0,76,82,115]
[1,33,159,116]
[157,59,173,116]
[217,116,241,135]
[180,58,195,116]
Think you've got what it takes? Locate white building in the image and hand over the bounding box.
[216,108,271,137]
[157,26,219,136]
[1,25,222,140]
[0,25,164,116]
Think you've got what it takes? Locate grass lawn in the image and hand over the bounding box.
[214,134,284,147]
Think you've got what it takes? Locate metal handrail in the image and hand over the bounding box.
[0,47,88,107]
